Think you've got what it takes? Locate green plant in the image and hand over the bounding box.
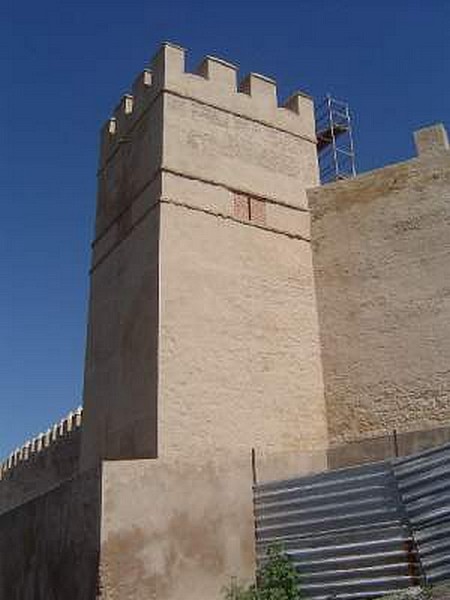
[223,577,257,600]
[223,544,301,600]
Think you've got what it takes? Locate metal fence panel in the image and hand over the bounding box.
[393,442,450,585]
[254,442,450,598]
[254,461,421,600]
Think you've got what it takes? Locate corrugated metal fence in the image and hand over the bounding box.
[393,442,450,585]
[254,442,450,599]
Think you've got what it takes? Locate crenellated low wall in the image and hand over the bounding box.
[0,408,82,515]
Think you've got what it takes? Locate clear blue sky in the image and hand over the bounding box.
[1,0,449,459]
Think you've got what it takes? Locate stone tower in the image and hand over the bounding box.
[80,42,328,470]
[2,41,450,600]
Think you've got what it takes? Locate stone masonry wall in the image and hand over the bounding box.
[309,125,450,444]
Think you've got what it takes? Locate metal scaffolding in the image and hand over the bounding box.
[316,94,357,184]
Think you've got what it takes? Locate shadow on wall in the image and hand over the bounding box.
[0,467,101,600]
[328,423,450,469]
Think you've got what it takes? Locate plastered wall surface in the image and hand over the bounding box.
[159,198,328,462]
[99,450,326,600]
[163,92,319,209]
[309,144,450,443]
[99,457,255,600]
[0,468,100,600]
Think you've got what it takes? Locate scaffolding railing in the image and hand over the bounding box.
[316,94,357,184]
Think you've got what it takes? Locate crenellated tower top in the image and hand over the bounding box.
[100,42,316,167]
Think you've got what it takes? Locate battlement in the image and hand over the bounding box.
[0,407,82,481]
[100,42,316,165]
[414,123,449,157]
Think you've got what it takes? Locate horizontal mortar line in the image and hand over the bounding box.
[92,168,160,248]
[90,199,159,274]
[99,86,316,170]
[92,166,310,248]
[90,195,310,274]
[161,166,311,213]
[159,196,311,243]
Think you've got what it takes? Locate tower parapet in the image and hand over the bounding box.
[100,42,316,167]
[414,123,449,157]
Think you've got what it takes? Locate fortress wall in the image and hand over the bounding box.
[0,468,100,600]
[0,427,81,516]
[0,410,82,516]
[309,125,450,444]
